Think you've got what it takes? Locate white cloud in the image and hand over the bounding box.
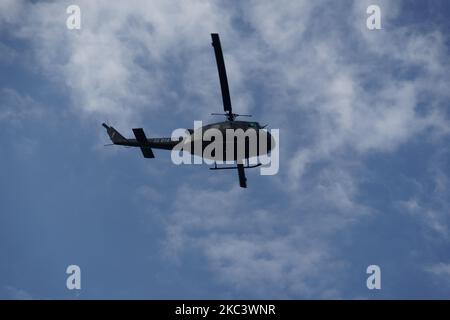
[4,0,448,151]
[0,42,17,65]
[426,263,450,281]
[2,286,33,300]
[0,0,25,25]
[4,0,235,129]
[2,0,450,297]
[398,147,450,239]
[0,88,43,124]
[162,179,364,297]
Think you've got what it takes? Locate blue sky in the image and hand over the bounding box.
[1,0,450,299]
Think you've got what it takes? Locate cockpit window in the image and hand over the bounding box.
[248,122,259,128]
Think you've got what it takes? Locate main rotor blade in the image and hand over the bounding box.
[237,163,247,188]
[211,33,232,114]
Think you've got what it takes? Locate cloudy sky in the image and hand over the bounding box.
[1,0,450,299]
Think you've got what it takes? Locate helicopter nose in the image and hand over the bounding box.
[267,130,275,152]
[258,128,274,154]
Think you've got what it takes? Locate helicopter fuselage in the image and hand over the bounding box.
[108,120,274,162]
[183,120,275,161]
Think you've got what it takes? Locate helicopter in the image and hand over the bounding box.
[103,33,275,188]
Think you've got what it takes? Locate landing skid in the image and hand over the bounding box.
[209,162,262,170]
[209,160,261,188]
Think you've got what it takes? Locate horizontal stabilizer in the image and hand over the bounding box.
[132,128,155,159]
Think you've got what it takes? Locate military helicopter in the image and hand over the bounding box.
[103,33,274,188]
